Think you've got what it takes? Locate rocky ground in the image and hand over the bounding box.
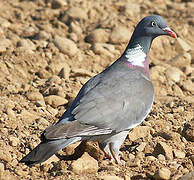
[0,0,193,179]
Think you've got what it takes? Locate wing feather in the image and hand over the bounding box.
[44,121,112,140]
[71,67,154,132]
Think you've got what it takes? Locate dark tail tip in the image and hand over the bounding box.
[19,158,38,166]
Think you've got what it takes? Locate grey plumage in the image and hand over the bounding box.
[20,15,176,165]
[71,63,154,132]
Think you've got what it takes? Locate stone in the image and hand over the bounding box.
[21,110,40,122]
[0,128,8,136]
[128,153,135,160]
[154,168,171,180]
[0,162,4,178]
[128,126,151,141]
[76,51,84,62]
[64,142,80,155]
[49,86,65,97]
[49,86,62,96]
[58,63,70,79]
[175,38,191,53]
[136,151,144,159]
[36,69,50,79]
[189,155,194,164]
[45,52,52,59]
[0,62,9,75]
[71,68,95,77]
[173,149,185,159]
[70,22,83,35]
[165,67,184,83]
[182,121,194,142]
[54,36,78,57]
[68,33,78,42]
[172,84,184,97]
[110,26,131,44]
[49,54,70,77]
[136,142,147,152]
[0,38,12,53]
[35,100,46,107]
[182,65,194,75]
[15,169,28,176]
[74,142,104,161]
[190,49,194,64]
[158,154,166,161]
[22,26,37,38]
[182,80,194,93]
[182,168,189,175]
[126,158,141,167]
[46,105,58,116]
[17,39,36,51]
[99,165,120,172]
[153,142,173,160]
[52,0,67,9]
[150,65,166,83]
[42,154,60,165]
[47,75,62,85]
[65,7,87,20]
[98,175,123,180]
[0,149,12,162]
[168,53,191,68]
[0,17,11,28]
[26,91,44,101]
[36,30,50,40]
[146,155,156,161]
[85,29,109,43]
[92,43,115,57]
[36,40,48,48]
[184,96,194,104]
[44,95,68,108]
[178,171,194,180]
[70,152,98,174]
[9,136,20,147]
[6,108,16,120]
[0,27,3,36]
[123,3,140,17]
[37,118,50,127]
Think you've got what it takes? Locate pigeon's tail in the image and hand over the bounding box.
[20,137,80,165]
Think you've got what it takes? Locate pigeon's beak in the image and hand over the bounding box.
[162,27,177,38]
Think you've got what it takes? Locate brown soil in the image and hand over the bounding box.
[0,0,193,179]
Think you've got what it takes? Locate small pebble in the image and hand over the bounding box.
[71,152,98,174]
[110,26,131,44]
[54,36,78,57]
[44,95,68,108]
[9,136,20,147]
[0,162,4,176]
[175,37,191,53]
[158,154,166,161]
[173,149,185,159]
[154,167,171,180]
[147,156,156,161]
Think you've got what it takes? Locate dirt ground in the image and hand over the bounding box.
[0,0,193,179]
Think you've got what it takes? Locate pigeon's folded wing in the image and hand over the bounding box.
[72,69,154,132]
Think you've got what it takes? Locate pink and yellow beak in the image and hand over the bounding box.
[162,27,177,38]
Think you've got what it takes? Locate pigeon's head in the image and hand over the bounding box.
[127,15,177,53]
[133,15,177,39]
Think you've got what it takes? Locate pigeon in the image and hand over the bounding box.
[20,15,176,165]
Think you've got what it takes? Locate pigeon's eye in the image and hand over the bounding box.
[151,21,156,27]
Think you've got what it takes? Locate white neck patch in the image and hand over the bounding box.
[125,44,146,67]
